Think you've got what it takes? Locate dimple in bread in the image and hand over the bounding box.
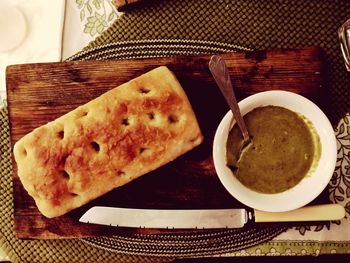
[13,66,203,218]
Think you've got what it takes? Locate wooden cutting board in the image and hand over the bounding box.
[6,47,327,239]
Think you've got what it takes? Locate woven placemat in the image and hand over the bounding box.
[87,0,350,126]
[0,41,287,262]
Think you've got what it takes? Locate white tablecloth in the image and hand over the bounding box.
[62,0,122,60]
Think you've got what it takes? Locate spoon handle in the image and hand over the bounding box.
[209,55,249,141]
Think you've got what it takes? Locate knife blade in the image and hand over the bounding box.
[79,204,345,229]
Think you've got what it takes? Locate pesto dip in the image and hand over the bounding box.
[226,106,321,194]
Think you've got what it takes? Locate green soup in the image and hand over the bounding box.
[226,106,321,194]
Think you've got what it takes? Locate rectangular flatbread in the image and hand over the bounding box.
[13,66,203,218]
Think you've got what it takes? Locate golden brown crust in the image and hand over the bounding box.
[13,66,203,218]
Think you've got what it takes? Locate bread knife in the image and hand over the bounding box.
[79,204,345,229]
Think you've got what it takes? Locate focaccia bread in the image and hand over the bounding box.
[13,66,203,218]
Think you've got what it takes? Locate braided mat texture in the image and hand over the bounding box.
[88,0,350,125]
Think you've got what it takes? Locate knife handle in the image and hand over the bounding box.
[254,204,346,223]
[115,0,144,11]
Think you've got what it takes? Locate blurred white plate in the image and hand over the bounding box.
[0,0,27,52]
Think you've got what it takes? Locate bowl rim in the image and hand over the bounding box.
[212,90,337,212]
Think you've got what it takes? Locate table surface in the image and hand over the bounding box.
[1,0,350,261]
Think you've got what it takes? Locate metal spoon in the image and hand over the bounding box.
[209,55,251,158]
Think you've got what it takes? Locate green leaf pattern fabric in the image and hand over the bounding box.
[76,0,120,36]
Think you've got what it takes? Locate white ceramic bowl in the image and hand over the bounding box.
[213,90,337,212]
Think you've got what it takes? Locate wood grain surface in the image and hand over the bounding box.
[6,47,327,239]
